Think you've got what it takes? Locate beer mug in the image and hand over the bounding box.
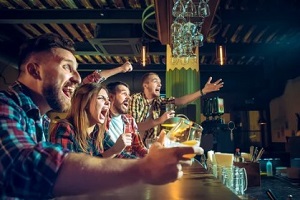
[232,166,248,195]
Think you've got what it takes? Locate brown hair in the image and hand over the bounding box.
[141,72,159,84]
[106,81,129,94]
[66,83,107,153]
[18,33,75,72]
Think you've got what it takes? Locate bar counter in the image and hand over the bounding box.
[57,162,242,200]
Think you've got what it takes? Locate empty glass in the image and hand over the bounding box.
[172,0,185,17]
[184,0,196,18]
[165,103,175,112]
[198,0,210,18]
[220,166,248,195]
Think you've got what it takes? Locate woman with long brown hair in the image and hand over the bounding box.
[50,82,135,158]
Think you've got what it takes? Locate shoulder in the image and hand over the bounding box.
[0,90,27,121]
[53,120,76,137]
[123,114,134,119]
[131,92,143,99]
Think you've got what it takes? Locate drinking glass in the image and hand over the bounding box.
[165,118,203,158]
[165,103,175,112]
[184,0,197,18]
[172,0,185,17]
[198,0,210,18]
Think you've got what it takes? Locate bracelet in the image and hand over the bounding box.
[200,89,206,96]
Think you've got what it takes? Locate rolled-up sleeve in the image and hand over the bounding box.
[0,96,69,199]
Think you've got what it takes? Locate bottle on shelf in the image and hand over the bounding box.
[234,148,243,162]
[266,159,273,176]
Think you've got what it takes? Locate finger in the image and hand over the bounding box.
[175,146,204,158]
[177,164,184,179]
[177,163,182,171]
[213,79,223,85]
[206,76,212,84]
[179,159,193,166]
[156,130,166,144]
[169,114,175,118]
[169,110,175,114]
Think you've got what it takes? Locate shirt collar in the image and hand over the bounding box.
[8,81,41,120]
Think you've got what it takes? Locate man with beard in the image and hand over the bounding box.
[106,81,148,158]
[129,72,224,145]
[0,33,203,199]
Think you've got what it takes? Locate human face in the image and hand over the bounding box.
[144,74,162,98]
[110,85,131,115]
[88,89,110,125]
[41,48,81,112]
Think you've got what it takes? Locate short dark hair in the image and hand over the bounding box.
[18,33,75,71]
[141,72,159,84]
[106,81,129,94]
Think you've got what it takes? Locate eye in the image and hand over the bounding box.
[62,64,72,73]
[98,95,109,102]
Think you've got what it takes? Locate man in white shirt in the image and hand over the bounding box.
[106,81,148,157]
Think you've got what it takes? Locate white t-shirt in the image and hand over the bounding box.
[108,115,123,143]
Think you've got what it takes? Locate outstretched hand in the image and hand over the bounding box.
[202,77,224,95]
[139,130,204,185]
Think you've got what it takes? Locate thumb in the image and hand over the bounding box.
[156,130,166,145]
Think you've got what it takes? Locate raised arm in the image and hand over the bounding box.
[82,61,133,84]
[174,77,224,106]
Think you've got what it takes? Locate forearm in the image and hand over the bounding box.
[53,153,142,197]
[100,66,123,80]
[136,118,162,131]
[174,90,202,105]
[101,146,121,158]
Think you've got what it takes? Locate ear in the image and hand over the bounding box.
[108,93,114,102]
[143,83,148,89]
[27,63,41,79]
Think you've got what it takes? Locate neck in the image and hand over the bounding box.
[143,92,154,104]
[110,107,121,117]
[86,124,96,135]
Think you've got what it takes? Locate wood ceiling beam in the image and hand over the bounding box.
[74,42,298,56]
[77,63,261,72]
[0,9,154,24]
[220,10,300,26]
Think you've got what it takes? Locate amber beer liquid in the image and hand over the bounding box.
[181,140,200,159]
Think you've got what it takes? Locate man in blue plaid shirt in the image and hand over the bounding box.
[0,33,203,199]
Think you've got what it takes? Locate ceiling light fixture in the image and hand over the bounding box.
[216,43,226,66]
[258,111,267,125]
[141,44,147,67]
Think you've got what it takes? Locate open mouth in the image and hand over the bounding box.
[123,101,129,108]
[100,107,109,119]
[62,86,75,99]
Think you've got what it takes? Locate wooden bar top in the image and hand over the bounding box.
[57,162,241,200]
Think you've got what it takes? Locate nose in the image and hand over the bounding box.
[105,99,110,106]
[71,70,82,84]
